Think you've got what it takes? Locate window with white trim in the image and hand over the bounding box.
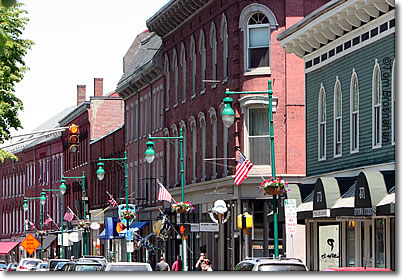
[140,98,143,138]
[209,108,217,179]
[221,14,228,81]
[247,12,270,69]
[210,22,217,85]
[248,107,270,165]
[392,59,395,145]
[164,55,170,109]
[190,117,197,183]
[172,125,179,186]
[319,85,326,160]
[164,129,170,187]
[190,36,197,98]
[199,113,206,181]
[372,61,382,148]
[179,122,187,185]
[199,29,206,93]
[173,49,178,106]
[130,103,134,142]
[334,79,342,157]
[350,71,359,153]
[180,43,187,103]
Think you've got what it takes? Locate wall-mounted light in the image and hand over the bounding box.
[214,234,219,239]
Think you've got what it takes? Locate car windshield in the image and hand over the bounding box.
[55,262,68,269]
[0,264,7,269]
[50,260,68,269]
[37,263,48,269]
[258,264,307,271]
[75,265,102,271]
[108,265,150,271]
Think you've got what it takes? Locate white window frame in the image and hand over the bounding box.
[199,112,206,181]
[209,21,217,88]
[173,48,179,106]
[199,29,206,94]
[179,121,187,185]
[239,3,278,75]
[164,54,170,110]
[180,43,187,103]
[392,59,395,145]
[220,13,229,82]
[130,103,134,143]
[318,84,326,161]
[372,60,382,149]
[334,78,342,157]
[190,35,197,98]
[172,124,179,186]
[163,128,170,187]
[209,107,217,179]
[189,116,197,183]
[350,70,360,153]
[140,97,143,139]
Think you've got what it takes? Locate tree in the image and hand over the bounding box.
[0,2,33,162]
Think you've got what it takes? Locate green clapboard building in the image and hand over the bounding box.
[278,0,395,271]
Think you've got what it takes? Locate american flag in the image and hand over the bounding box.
[107,192,118,207]
[44,214,53,225]
[157,180,172,202]
[28,220,36,230]
[234,151,254,185]
[63,207,74,222]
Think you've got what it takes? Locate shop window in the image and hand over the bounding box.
[346,221,355,266]
[375,219,385,268]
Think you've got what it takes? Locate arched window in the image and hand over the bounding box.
[199,29,206,93]
[163,128,170,186]
[350,70,359,153]
[334,78,342,157]
[372,60,382,148]
[318,84,326,160]
[210,22,217,85]
[240,4,278,73]
[220,14,229,81]
[199,112,206,181]
[172,49,178,106]
[189,116,197,183]
[180,43,187,103]
[164,54,170,109]
[190,36,197,98]
[172,124,179,186]
[209,107,217,179]
[179,121,187,185]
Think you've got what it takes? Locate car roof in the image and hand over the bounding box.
[323,267,392,271]
[242,257,305,264]
[107,262,150,266]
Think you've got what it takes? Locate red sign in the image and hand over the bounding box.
[20,234,40,255]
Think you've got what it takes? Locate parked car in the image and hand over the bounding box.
[233,257,308,271]
[16,258,43,271]
[60,261,103,271]
[323,267,392,271]
[6,262,18,271]
[0,262,7,271]
[79,256,107,267]
[48,259,69,271]
[35,262,48,271]
[54,261,69,271]
[104,262,153,271]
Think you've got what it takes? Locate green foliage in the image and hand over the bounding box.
[0,3,33,161]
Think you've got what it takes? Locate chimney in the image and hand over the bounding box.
[77,85,86,106]
[94,78,103,97]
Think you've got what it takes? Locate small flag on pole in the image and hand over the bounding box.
[64,207,75,222]
[107,192,118,207]
[44,214,53,225]
[157,180,172,202]
[28,220,36,230]
[234,150,254,185]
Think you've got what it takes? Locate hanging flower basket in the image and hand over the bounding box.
[172,201,195,214]
[78,219,91,230]
[258,177,288,196]
[120,210,136,221]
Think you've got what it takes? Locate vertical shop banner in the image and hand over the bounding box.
[319,224,340,270]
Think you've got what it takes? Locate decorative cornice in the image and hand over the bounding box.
[277,0,395,58]
[146,0,212,37]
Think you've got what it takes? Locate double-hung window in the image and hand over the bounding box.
[334,80,342,156]
[247,107,270,165]
[350,71,359,153]
[247,12,270,69]
[373,62,382,148]
[319,86,326,160]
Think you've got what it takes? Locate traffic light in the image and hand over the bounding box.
[68,124,79,153]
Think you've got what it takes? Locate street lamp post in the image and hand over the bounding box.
[96,151,130,262]
[144,129,186,271]
[43,187,66,258]
[60,171,87,256]
[221,79,280,258]
[23,192,47,260]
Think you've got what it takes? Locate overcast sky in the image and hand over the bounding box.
[12,0,168,135]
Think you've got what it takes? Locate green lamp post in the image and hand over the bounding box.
[61,171,87,256]
[23,191,47,260]
[145,129,186,271]
[221,79,279,258]
[43,185,67,258]
[96,151,129,262]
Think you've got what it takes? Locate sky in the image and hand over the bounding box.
[12,0,169,135]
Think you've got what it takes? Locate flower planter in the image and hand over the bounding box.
[264,187,284,195]
[177,207,187,214]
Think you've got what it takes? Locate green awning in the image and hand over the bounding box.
[354,171,387,216]
[313,177,341,218]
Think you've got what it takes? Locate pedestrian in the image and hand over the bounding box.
[171,255,182,271]
[70,256,74,261]
[204,259,213,271]
[195,253,208,271]
[155,256,170,271]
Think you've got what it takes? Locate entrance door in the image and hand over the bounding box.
[361,220,373,267]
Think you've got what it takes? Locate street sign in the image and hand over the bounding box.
[21,234,40,255]
[199,223,219,232]
[126,229,134,240]
[284,199,297,217]
[285,216,297,234]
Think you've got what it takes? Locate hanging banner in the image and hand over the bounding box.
[118,204,136,226]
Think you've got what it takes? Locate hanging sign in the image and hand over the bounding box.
[118,204,136,226]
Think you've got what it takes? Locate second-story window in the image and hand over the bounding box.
[173,49,178,106]
[319,85,326,160]
[210,22,217,85]
[180,43,187,103]
[190,36,197,98]
[373,61,382,148]
[247,12,270,69]
[334,79,342,157]
[350,70,359,153]
[199,29,206,93]
[164,54,170,109]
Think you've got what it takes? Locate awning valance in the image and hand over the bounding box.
[119,221,148,237]
[297,190,314,222]
[330,183,356,217]
[313,177,341,217]
[35,234,57,250]
[0,241,20,255]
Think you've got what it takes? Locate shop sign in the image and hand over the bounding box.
[313,209,330,218]
[199,223,219,232]
[354,208,373,216]
[336,216,367,221]
[319,224,340,270]
[190,223,200,232]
